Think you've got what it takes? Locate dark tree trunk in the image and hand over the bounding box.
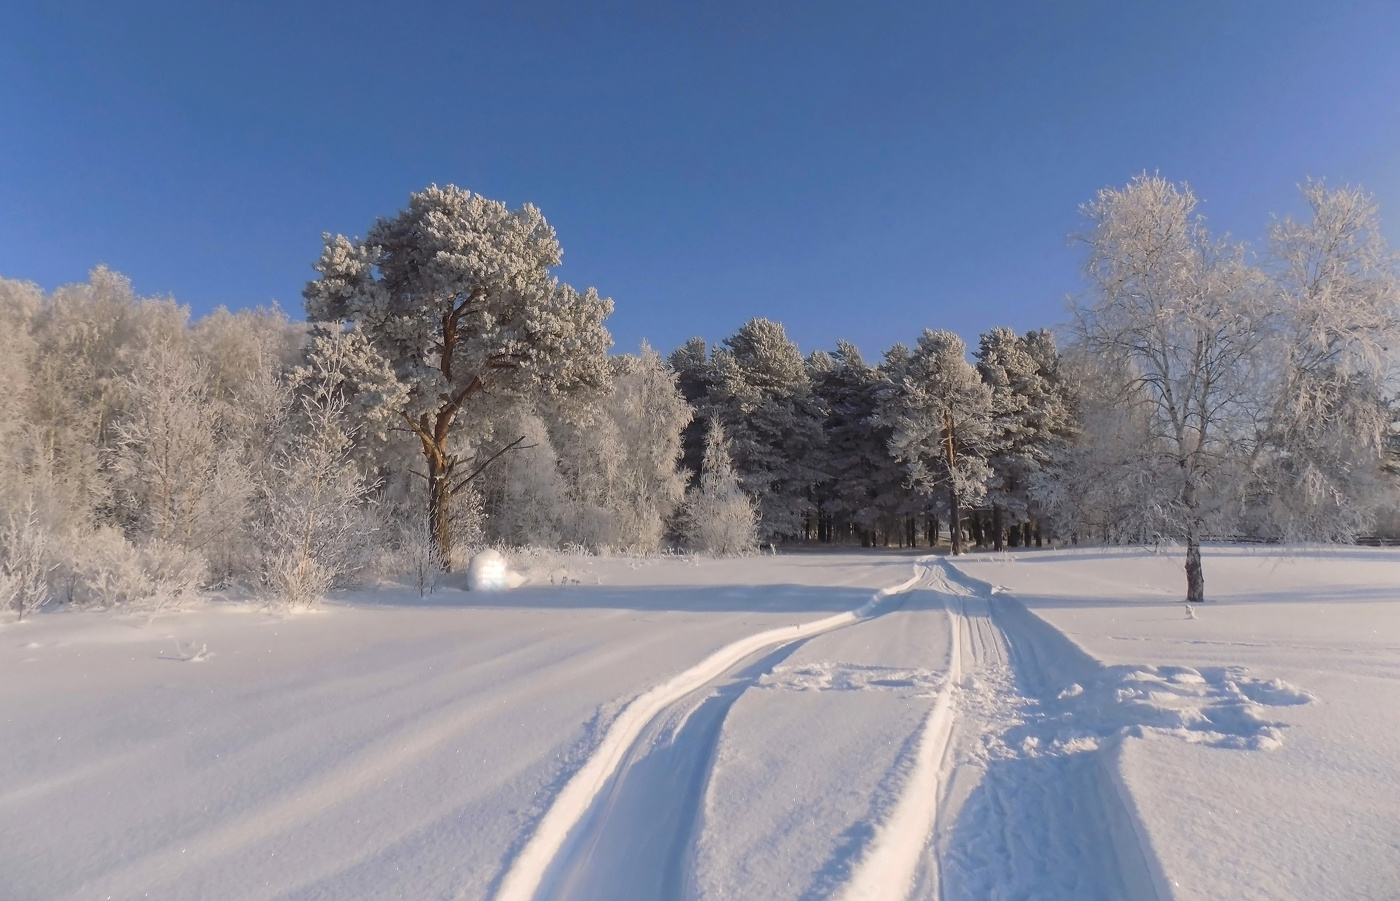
[1022,521,1033,547]
[427,463,453,570]
[993,506,1004,551]
[1034,519,1043,547]
[1008,520,1020,547]
[928,516,939,548]
[949,487,963,556]
[1185,531,1205,602]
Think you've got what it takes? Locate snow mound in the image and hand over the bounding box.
[757,662,944,695]
[465,550,525,591]
[1021,664,1316,754]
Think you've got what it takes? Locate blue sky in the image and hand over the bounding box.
[3,1,1398,359]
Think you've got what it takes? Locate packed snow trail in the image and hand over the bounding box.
[544,642,806,900]
[491,564,927,901]
[928,561,1165,900]
[834,587,960,901]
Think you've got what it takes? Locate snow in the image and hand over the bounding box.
[950,545,1400,901]
[3,547,1398,900]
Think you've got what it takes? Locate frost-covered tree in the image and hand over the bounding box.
[1250,181,1400,539]
[668,336,716,482]
[880,330,994,555]
[812,341,913,544]
[108,345,245,555]
[1073,175,1265,600]
[707,319,826,542]
[258,394,378,608]
[1064,178,1400,599]
[551,343,691,552]
[303,185,613,568]
[977,327,1073,549]
[680,419,759,555]
[0,501,55,621]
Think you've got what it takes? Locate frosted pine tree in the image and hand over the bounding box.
[707,319,825,543]
[813,341,912,544]
[976,327,1072,549]
[303,185,613,569]
[668,336,716,483]
[880,330,994,555]
[680,420,758,555]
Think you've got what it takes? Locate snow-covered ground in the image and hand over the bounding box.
[2,548,1396,900]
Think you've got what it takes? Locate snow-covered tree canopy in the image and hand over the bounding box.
[303,185,614,567]
[880,329,994,554]
[1063,174,1400,600]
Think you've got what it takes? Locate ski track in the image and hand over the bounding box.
[491,563,929,901]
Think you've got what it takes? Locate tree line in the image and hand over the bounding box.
[1,175,1396,613]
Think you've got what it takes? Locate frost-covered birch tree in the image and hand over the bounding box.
[1074,175,1264,600]
[303,185,613,568]
[1070,175,1400,601]
[1251,181,1400,538]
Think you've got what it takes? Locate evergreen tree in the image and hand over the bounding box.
[679,419,759,555]
[707,319,826,543]
[303,185,613,569]
[880,330,994,555]
[667,336,716,483]
[976,327,1073,549]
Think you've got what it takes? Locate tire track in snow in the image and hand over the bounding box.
[832,561,969,901]
[491,563,929,901]
[934,561,1168,901]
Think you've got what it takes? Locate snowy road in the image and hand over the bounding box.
[2,550,1389,900]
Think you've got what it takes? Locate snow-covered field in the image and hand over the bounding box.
[3,548,1396,900]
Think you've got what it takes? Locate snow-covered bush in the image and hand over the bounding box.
[55,527,205,611]
[679,420,758,556]
[256,394,378,608]
[0,503,56,621]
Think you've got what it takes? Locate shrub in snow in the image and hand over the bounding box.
[384,515,445,597]
[680,420,758,556]
[134,539,206,610]
[0,503,56,621]
[58,527,205,611]
[256,394,377,609]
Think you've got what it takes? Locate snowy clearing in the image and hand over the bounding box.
[3,548,1396,900]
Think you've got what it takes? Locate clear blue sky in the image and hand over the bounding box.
[3,1,1398,359]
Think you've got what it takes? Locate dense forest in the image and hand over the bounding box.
[2,175,1397,612]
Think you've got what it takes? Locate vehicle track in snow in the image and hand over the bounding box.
[931,562,1169,901]
[491,564,929,901]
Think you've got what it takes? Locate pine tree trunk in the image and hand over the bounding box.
[928,516,939,548]
[1022,521,1032,548]
[992,506,1004,551]
[949,487,963,556]
[1034,519,1043,547]
[427,465,453,572]
[1185,530,1205,602]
